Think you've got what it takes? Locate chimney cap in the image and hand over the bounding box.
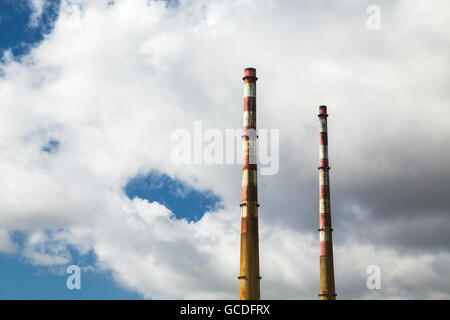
[243,67,257,81]
[318,105,328,117]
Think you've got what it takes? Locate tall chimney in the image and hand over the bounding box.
[318,105,336,300]
[238,67,261,300]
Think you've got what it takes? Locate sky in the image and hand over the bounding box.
[0,0,449,299]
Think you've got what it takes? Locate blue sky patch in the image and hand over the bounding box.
[41,139,60,153]
[4,231,142,299]
[125,171,222,222]
[0,0,60,58]
[0,252,141,299]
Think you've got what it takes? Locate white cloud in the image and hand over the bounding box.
[28,0,47,27]
[0,0,449,298]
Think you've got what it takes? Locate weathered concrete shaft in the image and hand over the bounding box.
[238,68,260,300]
[318,105,336,300]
